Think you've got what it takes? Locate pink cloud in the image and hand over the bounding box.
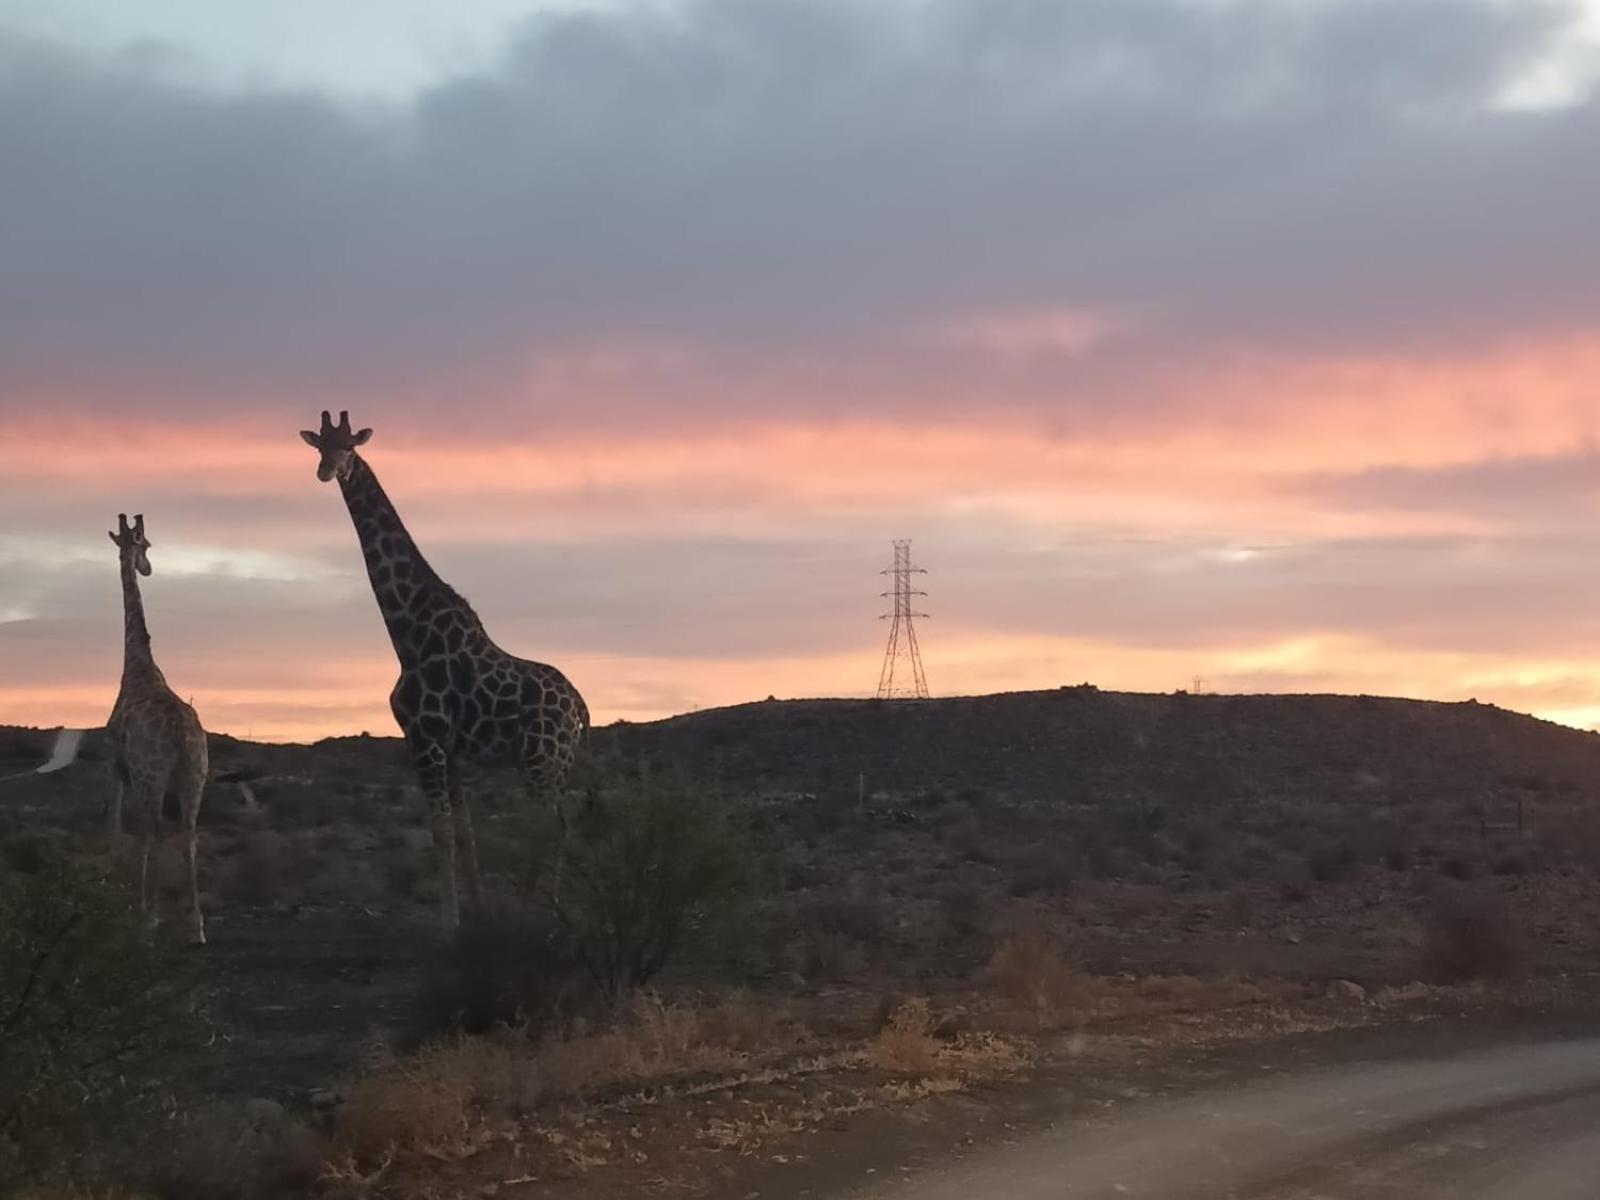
[934,306,1127,359]
[11,331,1600,740]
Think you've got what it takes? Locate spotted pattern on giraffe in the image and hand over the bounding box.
[301,411,588,928]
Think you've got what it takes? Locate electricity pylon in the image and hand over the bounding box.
[876,539,930,699]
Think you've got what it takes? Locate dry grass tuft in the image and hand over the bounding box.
[332,1039,498,1169]
[870,997,941,1074]
[869,998,1029,1079]
[536,993,762,1101]
[986,925,1078,1026]
[329,992,794,1171]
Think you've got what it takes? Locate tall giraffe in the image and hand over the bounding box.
[301,411,589,927]
[105,513,207,944]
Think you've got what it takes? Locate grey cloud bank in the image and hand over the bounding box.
[3,0,1598,423]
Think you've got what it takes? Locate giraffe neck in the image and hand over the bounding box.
[338,453,478,653]
[118,556,163,685]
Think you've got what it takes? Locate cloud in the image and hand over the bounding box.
[1298,450,1600,527]
[1,0,1595,426]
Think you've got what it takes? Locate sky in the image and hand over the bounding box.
[7,0,1600,741]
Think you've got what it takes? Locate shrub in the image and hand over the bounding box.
[935,881,990,944]
[333,1040,490,1170]
[1007,843,1079,898]
[339,993,781,1169]
[146,1103,323,1200]
[789,928,867,979]
[0,861,199,1190]
[409,902,588,1041]
[548,764,748,1002]
[536,993,759,1100]
[1422,885,1523,983]
[870,997,940,1073]
[1305,838,1359,884]
[799,890,891,944]
[986,923,1077,1026]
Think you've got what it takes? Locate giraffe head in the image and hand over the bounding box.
[107,512,152,576]
[299,410,373,482]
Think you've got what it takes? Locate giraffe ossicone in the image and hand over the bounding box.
[301,410,589,928]
[105,510,208,945]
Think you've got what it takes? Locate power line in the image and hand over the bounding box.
[876,539,930,700]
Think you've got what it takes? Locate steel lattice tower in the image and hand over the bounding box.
[876,539,930,699]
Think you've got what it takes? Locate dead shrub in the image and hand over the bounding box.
[332,1040,496,1169]
[986,925,1077,1026]
[1422,885,1523,984]
[535,993,754,1101]
[868,999,1026,1080]
[691,990,791,1055]
[869,997,940,1074]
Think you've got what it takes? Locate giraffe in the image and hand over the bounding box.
[300,411,589,928]
[105,513,208,944]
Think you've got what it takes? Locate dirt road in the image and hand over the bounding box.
[840,1036,1600,1199]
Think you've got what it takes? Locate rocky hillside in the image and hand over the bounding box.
[7,686,1600,815]
[607,688,1600,813]
[6,687,1600,992]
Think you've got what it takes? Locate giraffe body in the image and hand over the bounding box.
[302,412,587,927]
[105,513,207,944]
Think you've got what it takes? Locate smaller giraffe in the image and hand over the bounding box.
[105,513,208,944]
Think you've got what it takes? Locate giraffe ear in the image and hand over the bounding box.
[352,428,373,446]
[300,430,320,447]
[108,530,120,546]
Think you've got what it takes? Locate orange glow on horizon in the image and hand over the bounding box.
[9,331,1600,742]
[10,627,1600,744]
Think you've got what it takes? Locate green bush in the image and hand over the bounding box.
[548,763,748,1002]
[0,860,198,1189]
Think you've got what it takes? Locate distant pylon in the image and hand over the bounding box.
[877,539,930,700]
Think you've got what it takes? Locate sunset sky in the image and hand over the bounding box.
[7,0,1600,741]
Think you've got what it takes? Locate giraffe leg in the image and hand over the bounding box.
[520,765,556,902]
[174,759,207,946]
[447,760,482,907]
[520,755,569,903]
[107,774,124,840]
[414,744,459,929]
[122,777,164,936]
[183,822,204,944]
[138,826,156,936]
